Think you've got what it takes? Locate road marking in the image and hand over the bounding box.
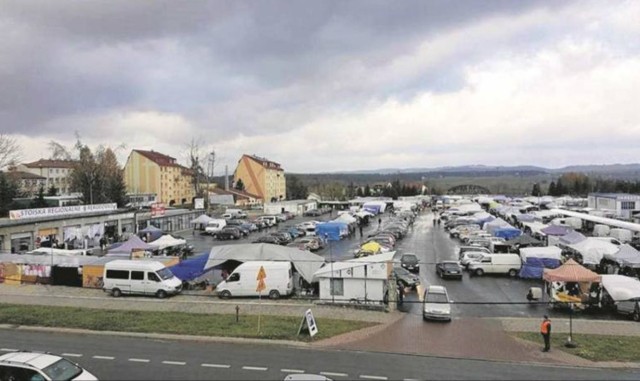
[202,363,231,368]
[281,369,305,373]
[242,366,268,371]
[128,358,150,363]
[162,361,186,365]
[1,348,18,352]
[360,376,388,380]
[321,372,349,377]
[92,356,114,360]
[62,353,82,358]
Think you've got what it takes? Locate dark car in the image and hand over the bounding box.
[393,266,420,289]
[270,232,292,245]
[215,227,242,240]
[436,261,463,279]
[303,209,322,217]
[251,220,267,231]
[400,253,420,273]
[253,235,281,244]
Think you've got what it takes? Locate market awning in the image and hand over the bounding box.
[543,258,601,283]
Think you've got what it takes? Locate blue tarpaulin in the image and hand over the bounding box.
[493,227,522,240]
[363,205,381,214]
[139,225,164,242]
[519,257,561,279]
[316,222,348,241]
[169,253,210,281]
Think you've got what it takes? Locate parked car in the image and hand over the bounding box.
[204,219,227,235]
[0,351,98,381]
[241,222,259,233]
[252,235,281,244]
[215,226,242,240]
[458,246,491,260]
[393,266,420,289]
[468,253,522,277]
[270,232,292,245]
[303,209,322,217]
[459,251,487,268]
[436,261,463,279]
[294,237,321,251]
[616,298,640,321]
[400,253,420,273]
[252,219,268,230]
[423,285,452,322]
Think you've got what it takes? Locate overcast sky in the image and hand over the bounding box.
[2,0,639,173]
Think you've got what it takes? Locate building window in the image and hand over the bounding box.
[621,201,636,210]
[330,278,344,296]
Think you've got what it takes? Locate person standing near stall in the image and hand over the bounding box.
[540,315,552,352]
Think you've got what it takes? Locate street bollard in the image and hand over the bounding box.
[235,305,239,323]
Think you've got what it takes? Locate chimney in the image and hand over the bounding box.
[224,165,229,191]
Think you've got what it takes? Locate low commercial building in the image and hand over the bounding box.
[588,193,640,219]
[263,200,317,216]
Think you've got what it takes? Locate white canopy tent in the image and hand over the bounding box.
[601,275,640,302]
[519,246,562,261]
[565,238,620,265]
[190,214,214,225]
[153,235,187,250]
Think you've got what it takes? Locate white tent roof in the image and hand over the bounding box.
[334,214,357,224]
[153,235,187,250]
[205,244,325,283]
[566,238,620,265]
[313,251,395,279]
[519,246,562,261]
[521,221,548,235]
[190,214,214,224]
[601,275,640,302]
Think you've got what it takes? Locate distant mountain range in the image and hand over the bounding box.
[322,163,640,176]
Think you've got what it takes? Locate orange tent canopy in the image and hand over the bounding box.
[543,258,601,283]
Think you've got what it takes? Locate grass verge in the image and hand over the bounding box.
[512,332,640,363]
[0,303,373,342]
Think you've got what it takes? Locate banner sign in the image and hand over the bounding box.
[9,203,118,220]
[151,203,166,217]
[194,198,205,210]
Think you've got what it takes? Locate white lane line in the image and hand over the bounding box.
[162,361,186,366]
[92,356,115,360]
[360,376,388,380]
[128,358,150,363]
[281,369,305,373]
[242,366,268,371]
[321,372,349,377]
[1,348,18,352]
[202,363,231,368]
[62,353,82,358]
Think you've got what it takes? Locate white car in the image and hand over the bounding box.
[423,285,452,322]
[0,351,98,380]
[459,251,487,268]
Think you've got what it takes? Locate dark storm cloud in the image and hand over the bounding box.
[0,0,560,139]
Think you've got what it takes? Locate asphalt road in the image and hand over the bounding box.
[1,329,638,380]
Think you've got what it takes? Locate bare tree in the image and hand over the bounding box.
[48,140,73,160]
[186,138,207,197]
[0,134,22,169]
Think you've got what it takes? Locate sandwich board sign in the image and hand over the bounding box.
[297,309,318,337]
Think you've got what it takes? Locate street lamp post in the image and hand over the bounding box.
[326,233,334,303]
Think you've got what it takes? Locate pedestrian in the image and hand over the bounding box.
[359,224,363,238]
[378,218,381,228]
[397,282,404,306]
[540,315,551,352]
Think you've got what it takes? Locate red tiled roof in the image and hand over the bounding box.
[134,149,185,168]
[23,159,76,169]
[244,154,283,171]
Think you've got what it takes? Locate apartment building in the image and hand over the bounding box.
[123,150,195,206]
[15,159,75,195]
[233,154,286,203]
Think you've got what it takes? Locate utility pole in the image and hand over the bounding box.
[207,150,215,212]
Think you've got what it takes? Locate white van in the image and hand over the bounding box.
[468,254,522,277]
[226,208,248,219]
[103,260,182,298]
[257,216,278,227]
[217,261,294,299]
[205,219,227,235]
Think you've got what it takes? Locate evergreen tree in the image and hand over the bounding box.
[531,183,542,197]
[31,185,48,208]
[548,181,557,196]
[47,185,58,196]
[235,178,245,191]
[0,172,19,217]
[364,184,371,197]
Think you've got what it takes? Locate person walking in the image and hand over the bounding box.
[359,224,363,238]
[540,315,551,352]
[378,218,382,228]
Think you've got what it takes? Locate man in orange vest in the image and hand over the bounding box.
[540,315,551,352]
